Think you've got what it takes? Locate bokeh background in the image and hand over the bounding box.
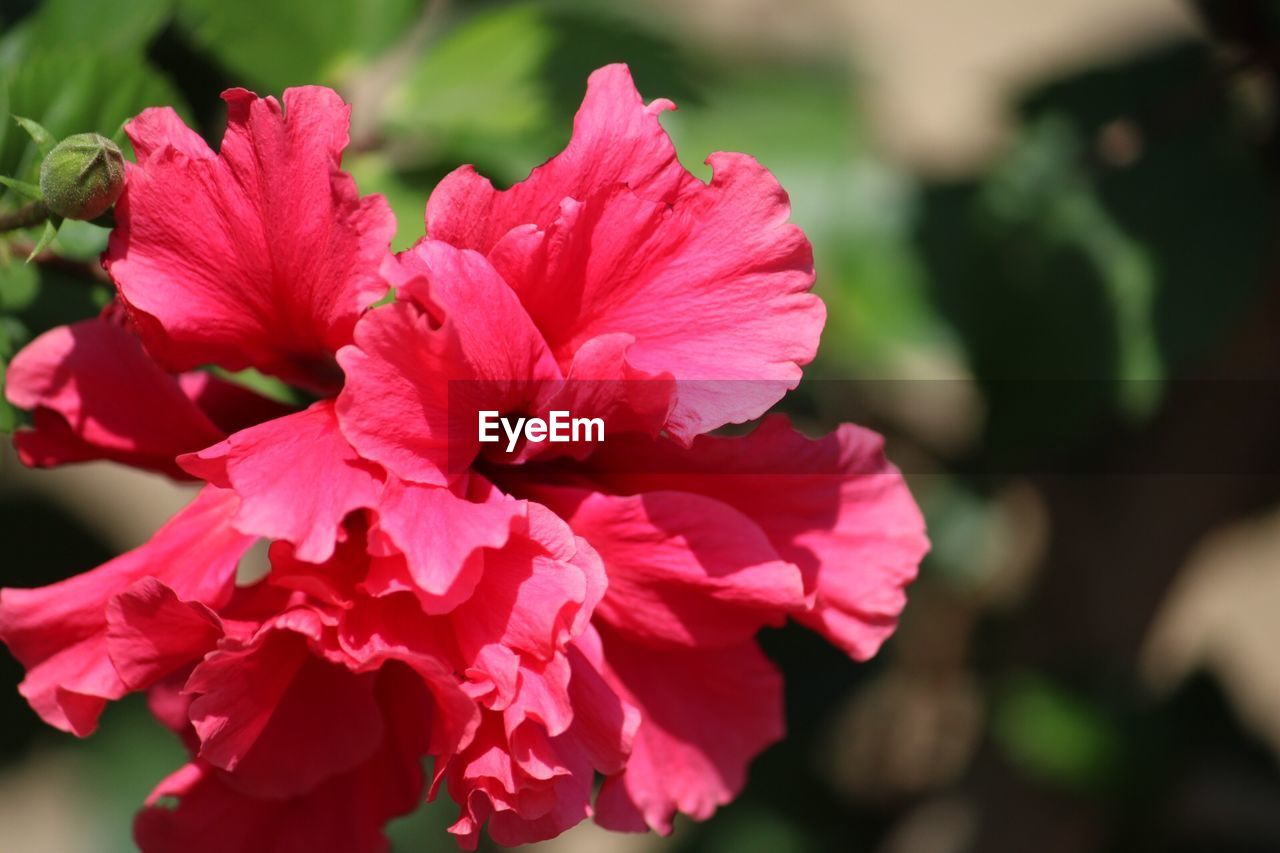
[2,0,1280,851]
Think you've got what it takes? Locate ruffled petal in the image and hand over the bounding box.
[126,107,215,164]
[106,87,395,387]
[426,63,695,253]
[106,577,223,690]
[136,661,451,853]
[0,487,252,735]
[368,477,524,608]
[543,415,929,660]
[336,243,561,484]
[179,401,384,564]
[186,628,384,798]
[593,629,784,834]
[5,319,226,476]
[486,168,821,441]
[528,486,805,647]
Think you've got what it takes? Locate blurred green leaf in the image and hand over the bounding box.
[916,42,1269,457]
[994,673,1123,790]
[0,355,14,433]
[12,114,55,153]
[176,0,420,91]
[383,3,555,172]
[53,218,111,261]
[13,265,109,336]
[210,366,306,407]
[25,218,58,261]
[82,696,189,853]
[0,254,38,311]
[0,312,27,362]
[0,0,172,61]
[385,788,455,852]
[0,174,41,199]
[699,809,818,853]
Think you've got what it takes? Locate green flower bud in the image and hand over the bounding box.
[38,133,126,221]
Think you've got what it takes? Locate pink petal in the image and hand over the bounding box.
[336,243,561,484]
[426,63,695,253]
[531,487,805,648]
[267,517,374,607]
[106,87,395,388]
[593,629,785,833]
[126,107,214,164]
[5,319,226,476]
[455,503,599,662]
[566,415,929,660]
[106,577,224,690]
[564,625,639,776]
[0,487,251,735]
[486,168,821,441]
[179,401,383,564]
[136,661,448,853]
[369,477,525,607]
[186,628,384,798]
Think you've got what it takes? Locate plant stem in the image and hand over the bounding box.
[0,200,49,232]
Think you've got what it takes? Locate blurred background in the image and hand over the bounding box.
[2,0,1280,850]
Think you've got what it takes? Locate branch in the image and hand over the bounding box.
[0,201,49,233]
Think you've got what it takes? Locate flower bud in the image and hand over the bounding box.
[38,133,126,221]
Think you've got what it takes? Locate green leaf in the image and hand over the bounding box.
[915,41,1270,457]
[209,367,305,407]
[384,5,557,165]
[53,219,111,261]
[0,254,38,311]
[13,114,54,153]
[0,355,15,434]
[5,0,172,60]
[993,674,1122,790]
[0,314,28,360]
[0,174,40,200]
[175,0,419,90]
[26,219,59,262]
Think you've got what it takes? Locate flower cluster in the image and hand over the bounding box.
[0,67,927,851]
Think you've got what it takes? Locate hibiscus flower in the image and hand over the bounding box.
[0,66,927,852]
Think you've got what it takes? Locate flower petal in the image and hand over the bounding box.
[0,487,251,735]
[106,577,224,691]
[486,167,821,441]
[5,319,226,476]
[136,661,448,853]
[369,477,525,608]
[529,486,805,647]
[426,63,695,253]
[106,87,395,387]
[563,415,929,660]
[186,628,384,798]
[336,243,560,484]
[593,629,784,833]
[126,107,214,164]
[180,401,383,564]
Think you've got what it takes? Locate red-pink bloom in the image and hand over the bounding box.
[1,66,927,852]
[104,87,395,389]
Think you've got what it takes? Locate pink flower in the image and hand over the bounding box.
[0,67,927,852]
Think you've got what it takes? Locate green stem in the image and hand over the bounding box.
[0,200,50,232]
